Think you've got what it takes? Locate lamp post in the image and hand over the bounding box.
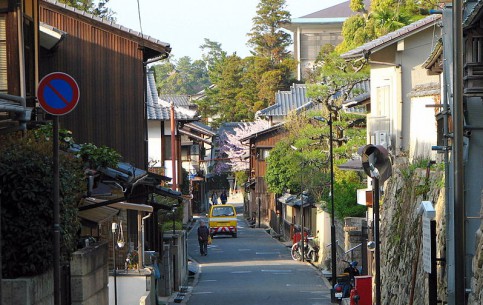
[290,145,305,262]
[313,114,337,289]
[361,144,392,305]
[111,222,118,305]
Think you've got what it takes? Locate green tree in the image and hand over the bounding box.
[151,55,210,95]
[204,54,253,125]
[1,133,84,278]
[59,0,116,21]
[246,0,297,106]
[247,0,292,62]
[200,38,227,71]
[265,108,367,219]
[337,0,437,53]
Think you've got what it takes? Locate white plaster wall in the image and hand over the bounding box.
[147,121,162,167]
[368,24,441,156]
[409,95,438,160]
[368,65,400,152]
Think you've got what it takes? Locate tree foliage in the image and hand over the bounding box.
[59,0,116,21]
[196,0,297,127]
[0,133,85,278]
[337,0,438,53]
[247,0,292,62]
[265,107,367,219]
[151,55,210,96]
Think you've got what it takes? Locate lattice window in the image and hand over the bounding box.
[0,15,7,93]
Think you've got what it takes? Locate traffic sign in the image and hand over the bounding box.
[37,72,79,115]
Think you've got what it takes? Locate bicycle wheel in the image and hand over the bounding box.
[291,243,302,261]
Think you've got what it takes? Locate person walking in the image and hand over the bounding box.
[211,192,218,205]
[197,220,210,256]
[220,190,228,204]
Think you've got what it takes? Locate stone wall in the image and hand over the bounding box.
[379,160,446,305]
[467,193,483,304]
[378,161,483,305]
[71,241,109,305]
[1,241,108,305]
[1,269,54,305]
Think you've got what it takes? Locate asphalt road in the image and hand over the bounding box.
[183,207,333,305]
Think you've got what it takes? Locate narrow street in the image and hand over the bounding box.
[179,200,332,305]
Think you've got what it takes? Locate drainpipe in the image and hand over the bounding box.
[140,213,152,267]
[451,1,466,304]
[170,102,177,190]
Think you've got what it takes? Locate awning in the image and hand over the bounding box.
[154,185,183,200]
[78,205,119,225]
[39,22,66,50]
[83,197,154,212]
[338,158,364,171]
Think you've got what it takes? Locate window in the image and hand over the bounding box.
[0,15,6,93]
[164,136,172,159]
[257,148,270,161]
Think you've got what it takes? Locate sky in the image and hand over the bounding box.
[107,0,347,60]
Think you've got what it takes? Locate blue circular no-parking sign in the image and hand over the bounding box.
[37,72,80,116]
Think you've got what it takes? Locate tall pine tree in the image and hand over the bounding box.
[247,0,292,63]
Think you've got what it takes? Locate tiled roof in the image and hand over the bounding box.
[341,14,442,59]
[256,84,314,118]
[239,122,285,142]
[256,79,370,118]
[146,71,198,121]
[463,0,483,28]
[43,0,170,51]
[159,94,193,108]
[342,79,371,108]
[298,0,370,19]
[184,121,216,137]
[217,122,246,137]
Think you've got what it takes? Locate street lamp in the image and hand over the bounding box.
[111,222,118,305]
[361,144,392,305]
[313,115,337,291]
[290,145,305,262]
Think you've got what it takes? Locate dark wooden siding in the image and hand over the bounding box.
[6,10,20,95]
[39,4,152,168]
[252,129,287,178]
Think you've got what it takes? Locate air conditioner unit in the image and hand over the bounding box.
[373,131,391,149]
[357,188,373,207]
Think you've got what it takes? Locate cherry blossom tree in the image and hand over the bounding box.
[212,120,268,175]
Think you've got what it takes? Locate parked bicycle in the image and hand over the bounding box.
[291,233,320,262]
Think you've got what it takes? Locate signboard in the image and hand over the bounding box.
[422,216,432,273]
[37,72,79,115]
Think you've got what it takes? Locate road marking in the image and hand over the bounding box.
[201,279,217,282]
[255,252,280,255]
[261,270,292,273]
[238,249,251,251]
[192,292,213,295]
[231,271,252,274]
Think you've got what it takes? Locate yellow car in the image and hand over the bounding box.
[208,204,238,238]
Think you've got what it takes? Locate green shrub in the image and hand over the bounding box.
[76,143,122,169]
[0,134,84,278]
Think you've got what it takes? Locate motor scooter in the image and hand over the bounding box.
[333,260,360,303]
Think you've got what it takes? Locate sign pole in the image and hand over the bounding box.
[429,220,437,305]
[53,116,61,305]
[37,72,80,305]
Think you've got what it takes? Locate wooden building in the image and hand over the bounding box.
[240,123,286,230]
[0,0,39,135]
[39,0,171,168]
